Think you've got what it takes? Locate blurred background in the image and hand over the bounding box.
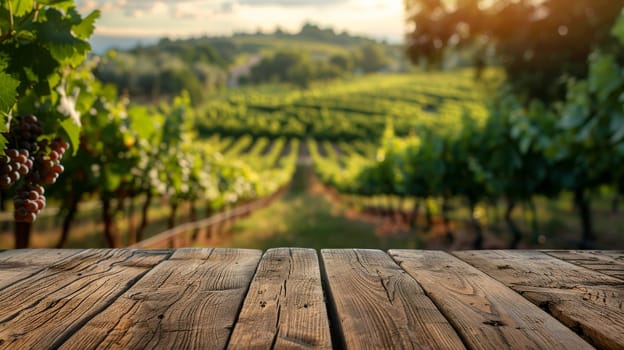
[1,0,623,250]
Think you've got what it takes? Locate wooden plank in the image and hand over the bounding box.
[455,250,624,350]
[228,248,331,350]
[321,249,466,350]
[59,248,261,350]
[389,250,593,350]
[0,249,169,350]
[544,250,624,280]
[0,249,82,289]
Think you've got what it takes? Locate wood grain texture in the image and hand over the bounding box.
[0,249,81,289]
[455,250,624,350]
[0,249,169,350]
[59,248,261,350]
[390,250,593,350]
[544,250,624,280]
[321,249,466,350]
[228,248,331,350]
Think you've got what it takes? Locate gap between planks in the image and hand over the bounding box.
[1,249,622,350]
[227,248,332,350]
[321,249,466,350]
[389,250,593,350]
[454,250,624,350]
[58,248,262,350]
[542,250,624,281]
[0,249,172,350]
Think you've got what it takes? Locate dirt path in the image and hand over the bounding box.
[206,155,421,250]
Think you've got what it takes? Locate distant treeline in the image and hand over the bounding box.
[246,43,391,88]
[94,23,400,104]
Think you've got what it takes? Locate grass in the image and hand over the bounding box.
[206,163,421,250]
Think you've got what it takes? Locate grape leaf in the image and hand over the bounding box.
[610,113,624,143]
[0,72,15,155]
[0,8,9,35]
[612,10,624,45]
[36,9,90,66]
[0,134,6,155]
[37,0,72,4]
[560,104,588,129]
[588,53,620,102]
[15,30,36,41]
[0,71,19,114]
[10,42,59,96]
[129,105,161,140]
[0,104,7,154]
[11,0,34,17]
[71,10,100,40]
[102,168,122,192]
[60,116,80,156]
[519,135,531,154]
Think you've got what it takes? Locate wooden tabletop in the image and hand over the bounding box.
[0,249,622,350]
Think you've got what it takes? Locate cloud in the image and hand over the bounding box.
[219,2,235,14]
[77,0,98,13]
[174,2,211,20]
[77,0,403,41]
[77,0,173,18]
[76,0,349,18]
[235,0,347,6]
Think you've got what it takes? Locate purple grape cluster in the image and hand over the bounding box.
[0,115,69,222]
[11,115,43,152]
[14,184,45,223]
[26,138,68,186]
[0,149,32,189]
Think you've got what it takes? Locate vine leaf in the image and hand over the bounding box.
[612,9,624,45]
[0,72,15,153]
[36,8,90,66]
[60,116,80,156]
[11,0,34,17]
[589,53,620,102]
[0,71,19,114]
[71,9,100,40]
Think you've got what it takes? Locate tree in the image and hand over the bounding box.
[356,44,389,73]
[330,54,353,71]
[250,50,304,83]
[404,0,624,100]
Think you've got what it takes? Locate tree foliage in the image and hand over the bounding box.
[405,0,624,100]
[95,50,227,105]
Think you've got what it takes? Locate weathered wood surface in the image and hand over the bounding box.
[543,250,624,280]
[228,248,331,350]
[455,250,624,350]
[0,249,80,289]
[321,249,465,350]
[390,250,593,350]
[0,249,170,350]
[60,248,261,350]
[0,249,621,350]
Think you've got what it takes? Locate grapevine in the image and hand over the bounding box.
[310,10,624,247]
[0,0,96,247]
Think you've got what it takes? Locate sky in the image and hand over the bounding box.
[75,0,405,43]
